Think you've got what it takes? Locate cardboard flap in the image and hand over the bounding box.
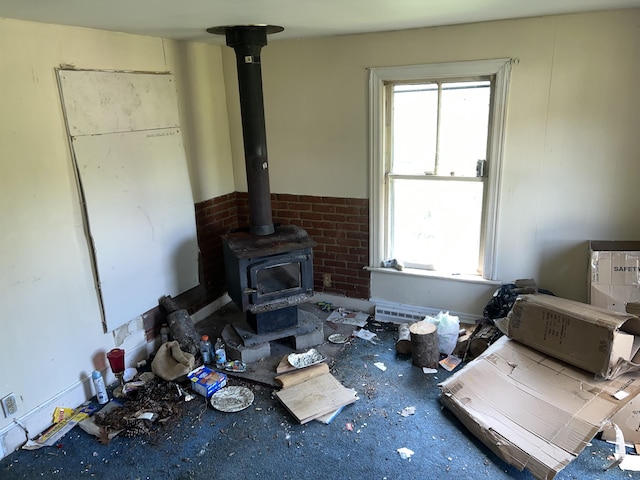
[620,316,640,335]
[611,332,635,368]
[632,336,640,363]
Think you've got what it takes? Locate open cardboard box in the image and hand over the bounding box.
[439,336,640,480]
[589,240,640,313]
[497,294,640,380]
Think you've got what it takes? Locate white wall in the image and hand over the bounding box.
[0,18,232,452]
[168,41,235,202]
[221,9,640,313]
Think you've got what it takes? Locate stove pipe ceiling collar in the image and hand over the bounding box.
[207,25,284,236]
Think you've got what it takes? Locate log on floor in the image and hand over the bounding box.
[409,321,439,369]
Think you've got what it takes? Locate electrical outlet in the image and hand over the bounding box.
[1,393,18,417]
[322,273,332,288]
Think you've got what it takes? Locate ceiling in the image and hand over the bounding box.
[1,0,639,44]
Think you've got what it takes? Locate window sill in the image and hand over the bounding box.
[365,266,501,286]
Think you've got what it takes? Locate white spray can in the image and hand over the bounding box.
[91,370,109,404]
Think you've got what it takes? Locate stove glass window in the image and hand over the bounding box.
[256,262,302,296]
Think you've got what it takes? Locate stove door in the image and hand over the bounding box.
[247,252,311,306]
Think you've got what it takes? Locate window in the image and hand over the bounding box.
[369,59,512,279]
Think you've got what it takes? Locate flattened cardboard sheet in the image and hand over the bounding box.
[439,337,640,480]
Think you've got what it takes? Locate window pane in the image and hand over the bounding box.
[392,84,438,175]
[438,81,490,177]
[390,178,483,274]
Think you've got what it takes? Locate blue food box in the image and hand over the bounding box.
[187,366,227,398]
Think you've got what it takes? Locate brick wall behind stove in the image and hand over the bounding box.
[195,192,370,306]
[236,192,370,300]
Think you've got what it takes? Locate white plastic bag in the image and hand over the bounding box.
[425,311,460,355]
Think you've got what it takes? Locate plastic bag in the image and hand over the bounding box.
[425,311,460,355]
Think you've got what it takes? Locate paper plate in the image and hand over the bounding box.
[287,348,325,369]
[328,333,349,344]
[210,386,254,412]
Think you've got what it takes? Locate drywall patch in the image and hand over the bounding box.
[113,316,146,352]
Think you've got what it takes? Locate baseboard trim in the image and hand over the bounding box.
[310,293,375,314]
[0,376,91,460]
[192,293,231,324]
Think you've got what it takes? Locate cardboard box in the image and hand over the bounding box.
[439,336,640,480]
[502,294,640,380]
[187,366,227,398]
[589,240,640,313]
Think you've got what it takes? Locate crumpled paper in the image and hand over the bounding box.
[397,447,414,459]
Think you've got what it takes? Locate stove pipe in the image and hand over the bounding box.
[207,25,284,236]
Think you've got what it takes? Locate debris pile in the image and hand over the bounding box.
[93,377,187,441]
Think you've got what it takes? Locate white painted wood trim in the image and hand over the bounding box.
[191,293,232,324]
[368,58,513,280]
[482,60,512,280]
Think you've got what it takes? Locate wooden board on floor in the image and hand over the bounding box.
[276,355,296,374]
[274,373,357,424]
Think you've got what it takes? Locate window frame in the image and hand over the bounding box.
[368,59,512,280]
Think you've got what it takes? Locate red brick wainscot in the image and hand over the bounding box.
[197,192,370,304]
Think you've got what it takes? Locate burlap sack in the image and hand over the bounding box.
[151,341,195,381]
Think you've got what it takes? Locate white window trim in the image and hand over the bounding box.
[368,58,512,281]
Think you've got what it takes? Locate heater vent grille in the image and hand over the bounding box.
[374,303,431,324]
[373,299,478,325]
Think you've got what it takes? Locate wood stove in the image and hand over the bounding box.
[222,224,315,334]
[209,25,319,338]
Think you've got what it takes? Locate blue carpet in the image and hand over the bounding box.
[0,307,633,480]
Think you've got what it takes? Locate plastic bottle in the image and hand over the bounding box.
[200,335,213,365]
[91,370,109,404]
[160,324,170,344]
[214,337,227,368]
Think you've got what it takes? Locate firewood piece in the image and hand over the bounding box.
[166,309,200,356]
[468,323,501,358]
[409,321,439,369]
[159,295,181,314]
[453,331,472,357]
[396,323,412,354]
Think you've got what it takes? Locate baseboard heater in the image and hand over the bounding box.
[372,298,479,325]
